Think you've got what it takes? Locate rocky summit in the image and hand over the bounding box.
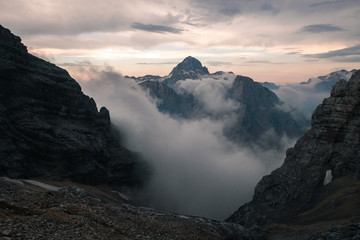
[227,70,360,239]
[0,25,146,187]
[163,56,209,85]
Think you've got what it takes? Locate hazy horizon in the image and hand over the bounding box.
[0,0,359,83]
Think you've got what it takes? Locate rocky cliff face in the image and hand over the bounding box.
[139,80,195,118]
[228,70,360,239]
[0,25,146,186]
[225,76,302,148]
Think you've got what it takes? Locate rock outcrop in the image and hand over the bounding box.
[0,25,146,186]
[163,56,209,86]
[225,76,303,148]
[228,70,360,239]
[139,80,195,118]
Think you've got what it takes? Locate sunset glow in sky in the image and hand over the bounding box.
[1,0,359,83]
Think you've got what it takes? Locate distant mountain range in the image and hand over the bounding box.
[259,69,358,125]
[130,56,305,148]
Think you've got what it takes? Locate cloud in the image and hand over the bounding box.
[58,60,95,67]
[309,0,360,8]
[300,24,344,33]
[304,44,360,59]
[177,74,238,115]
[131,22,183,34]
[77,65,293,220]
[136,62,179,65]
[274,83,329,121]
[261,2,281,14]
[205,61,233,66]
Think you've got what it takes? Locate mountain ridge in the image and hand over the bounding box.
[0,24,147,187]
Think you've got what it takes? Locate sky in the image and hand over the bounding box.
[1,0,359,83]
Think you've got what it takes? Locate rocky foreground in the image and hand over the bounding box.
[0,177,263,240]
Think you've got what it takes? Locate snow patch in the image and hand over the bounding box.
[23,180,60,191]
[323,170,333,185]
[112,190,130,201]
[1,177,24,185]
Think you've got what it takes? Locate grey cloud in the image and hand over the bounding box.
[58,60,94,67]
[260,2,281,14]
[304,44,360,59]
[131,22,182,34]
[245,60,285,65]
[246,60,271,64]
[300,24,344,33]
[309,0,343,7]
[219,7,241,16]
[287,51,301,55]
[137,62,178,65]
[309,0,360,8]
[330,56,360,62]
[205,61,233,66]
[187,0,243,23]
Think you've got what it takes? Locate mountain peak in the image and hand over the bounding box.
[0,24,27,55]
[170,56,209,75]
[172,56,208,73]
[163,56,209,85]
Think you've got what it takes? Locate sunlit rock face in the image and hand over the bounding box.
[228,70,360,239]
[0,25,146,186]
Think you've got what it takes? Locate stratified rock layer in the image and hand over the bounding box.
[228,70,360,239]
[0,25,145,186]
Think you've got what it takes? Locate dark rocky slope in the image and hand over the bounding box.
[228,70,360,239]
[0,177,264,240]
[0,25,146,186]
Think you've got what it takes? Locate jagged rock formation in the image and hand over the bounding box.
[0,25,146,186]
[228,70,360,239]
[162,56,209,86]
[260,82,280,90]
[0,177,265,240]
[301,69,357,92]
[225,76,302,147]
[139,80,195,118]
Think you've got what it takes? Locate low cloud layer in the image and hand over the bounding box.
[177,74,238,115]
[78,65,293,220]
